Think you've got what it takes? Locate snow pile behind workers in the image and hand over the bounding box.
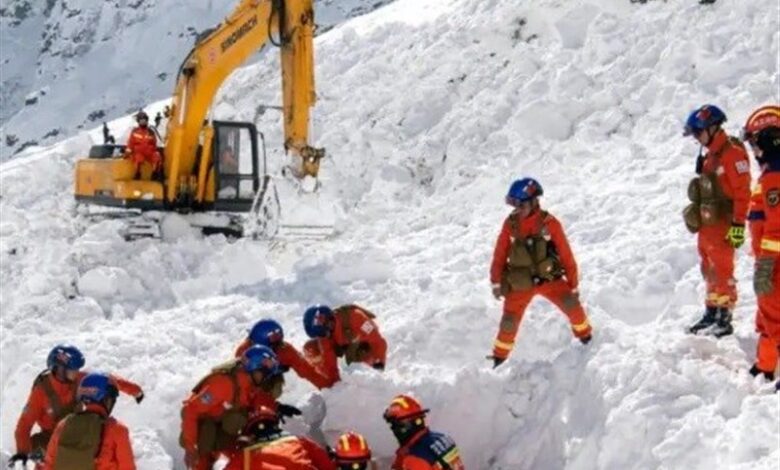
[1,0,779,468]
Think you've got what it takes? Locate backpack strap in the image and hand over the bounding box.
[34,371,75,421]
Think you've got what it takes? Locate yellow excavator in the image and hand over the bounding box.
[74,0,332,239]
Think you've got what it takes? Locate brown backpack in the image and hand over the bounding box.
[52,412,105,470]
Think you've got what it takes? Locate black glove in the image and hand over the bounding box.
[135,392,145,404]
[372,362,385,371]
[277,403,302,418]
[8,453,27,466]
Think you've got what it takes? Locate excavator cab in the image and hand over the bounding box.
[210,121,261,211]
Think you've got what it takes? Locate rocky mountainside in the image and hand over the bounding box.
[0,0,392,159]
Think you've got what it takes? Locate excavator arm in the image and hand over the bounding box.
[164,0,321,204]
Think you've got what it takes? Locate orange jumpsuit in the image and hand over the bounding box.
[697,131,751,308]
[40,404,135,470]
[751,168,780,374]
[392,430,465,470]
[490,209,592,359]
[15,371,142,454]
[302,338,340,388]
[223,434,336,470]
[234,340,331,390]
[125,126,161,173]
[181,370,277,470]
[331,305,388,367]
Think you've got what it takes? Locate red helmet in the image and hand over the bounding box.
[383,394,429,422]
[743,105,780,142]
[334,431,371,463]
[243,405,280,436]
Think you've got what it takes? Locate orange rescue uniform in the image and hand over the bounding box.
[15,371,142,454]
[490,209,591,359]
[302,338,340,388]
[223,434,336,470]
[697,131,751,308]
[40,404,136,470]
[331,305,388,368]
[234,340,331,390]
[180,369,277,470]
[751,169,780,374]
[125,126,161,173]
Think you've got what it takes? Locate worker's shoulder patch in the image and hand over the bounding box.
[735,160,750,174]
[360,321,375,335]
[767,189,780,207]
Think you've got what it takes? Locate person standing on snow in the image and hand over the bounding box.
[383,394,465,470]
[40,373,136,470]
[234,318,333,390]
[301,304,387,385]
[682,105,751,337]
[488,178,593,368]
[332,431,375,470]
[124,110,162,180]
[180,345,300,470]
[10,345,144,467]
[742,105,780,382]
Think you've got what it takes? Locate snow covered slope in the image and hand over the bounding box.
[1,0,779,469]
[0,0,393,159]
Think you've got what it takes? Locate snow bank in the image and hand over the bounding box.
[2,0,779,469]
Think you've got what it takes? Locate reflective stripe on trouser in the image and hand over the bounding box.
[697,225,737,308]
[493,279,592,359]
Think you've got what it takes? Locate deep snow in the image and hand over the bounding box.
[1,0,780,469]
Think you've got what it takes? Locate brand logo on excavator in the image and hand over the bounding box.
[221,16,258,53]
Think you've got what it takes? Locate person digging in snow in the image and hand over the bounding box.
[488,178,593,368]
[682,105,751,337]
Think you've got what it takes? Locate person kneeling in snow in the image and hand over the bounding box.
[10,345,143,467]
[223,405,334,470]
[743,105,780,383]
[41,373,136,470]
[180,345,299,470]
[235,318,332,390]
[488,178,593,368]
[301,304,388,385]
[384,394,465,470]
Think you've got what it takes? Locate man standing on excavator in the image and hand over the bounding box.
[124,110,162,180]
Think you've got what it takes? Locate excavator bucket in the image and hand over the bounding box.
[246,175,336,240]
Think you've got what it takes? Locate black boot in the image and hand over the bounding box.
[749,364,776,381]
[689,306,717,334]
[579,334,592,345]
[487,355,506,369]
[710,307,733,338]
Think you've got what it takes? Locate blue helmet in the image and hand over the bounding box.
[77,373,119,403]
[47,345,86,371]
[683,105,727,136]
[241,344,281,376]
[303,305,334,338]
[249,319,284,348]
[506,178,543,206]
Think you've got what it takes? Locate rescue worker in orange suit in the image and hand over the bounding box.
[302,304,387,384]
[683,105,752,337]
[41,373,136,470]
[10,345,144,467]
[234,319,332,390]
[124,110,161,180]
[180,345,301,470]
[489,178,593,368]
[383,395,465,470]
[743,105,780,383]
[333,431,375,470]
[223,405,335,470]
